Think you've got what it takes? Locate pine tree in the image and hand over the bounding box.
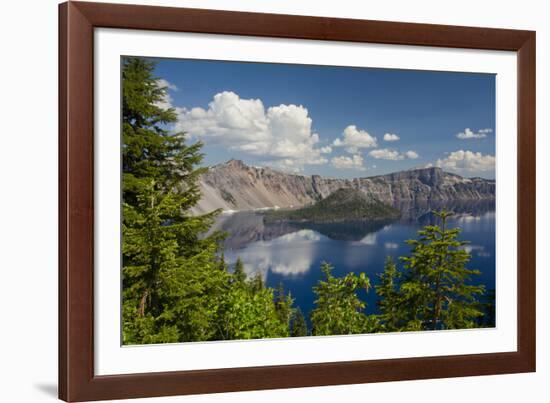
[249,272,265,294]
[398,210,485,330]
[274,283,294,333]
[375,256,403,332]
[290,307,308,337]
[121,57,226,344]
[478,288,496,328]
[232,257,247,285]
[311,262,375,335]
[217,274,291,340]
[120,57,302,343]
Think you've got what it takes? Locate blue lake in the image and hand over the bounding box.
[212,202,495,319]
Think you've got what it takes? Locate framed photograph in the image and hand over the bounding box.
[59,1,536,401]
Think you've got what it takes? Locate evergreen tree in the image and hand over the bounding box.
[274,283,294,332]
[121,57,226,344]
[398,210,485,330]
[477,288,496,328]
[232,257,247,285]
[217,274,290,340]
[311,262,376,335]
[249,273,265,294]
[290,307,308,337]
[375,256,403,332]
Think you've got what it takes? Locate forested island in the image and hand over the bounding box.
[264,188,401,223]
[121,57,494,345]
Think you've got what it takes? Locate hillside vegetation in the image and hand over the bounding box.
[264,188,401,223]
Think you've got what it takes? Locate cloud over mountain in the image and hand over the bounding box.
[174,91,329,169]
[332,125,378,154]
[369,148,419,161]
[331,154,365,170]
[436,150,495,172]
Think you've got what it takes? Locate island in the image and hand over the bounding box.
[263,188,401,223]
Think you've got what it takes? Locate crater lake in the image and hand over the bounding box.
[211,201,496,323]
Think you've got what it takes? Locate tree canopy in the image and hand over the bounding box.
[122,57,292,344]
[311,262,378,335]
[375,211,486,331]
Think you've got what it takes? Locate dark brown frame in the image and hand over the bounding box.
[59,1,536,401]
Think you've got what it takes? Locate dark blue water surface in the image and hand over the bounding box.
[212,202,495,318]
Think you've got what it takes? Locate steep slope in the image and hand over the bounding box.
[191,159,495,214]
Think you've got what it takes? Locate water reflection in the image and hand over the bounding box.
[461,244,491,258]
[224,229,322,280]
[407,200,495,226]
[356,233,378,246]
[210,212,295,250]
[213,200,495,249]
[214,200,496,317]
[297,220,392,242]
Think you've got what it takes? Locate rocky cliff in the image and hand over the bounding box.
[192,159,495,214]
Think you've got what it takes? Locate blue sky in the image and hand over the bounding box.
[149,57,496,179]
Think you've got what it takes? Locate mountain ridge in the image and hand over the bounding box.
[192,159,495,214]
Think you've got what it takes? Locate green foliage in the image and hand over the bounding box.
[290,307,308,337]
[217,275,290,340]
[232,257,247,285]
[375,256,404,332]
[274,283,294,332]
[311,262,376,335]
[265,188,400,223]
[309,211,490,336]
[121,57,291,344]
[477,289,496,328]
[376,210,486,331]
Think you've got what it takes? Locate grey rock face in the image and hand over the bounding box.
[191,159,495,214]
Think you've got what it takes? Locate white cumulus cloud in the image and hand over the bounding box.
[332,125,377,154]
[404,150,419,159]
[456,128,493,139]
[369,149,402,160]
[369,148,419,160]
[330,154,365,170]
[436,150,495,172]
[174,91,328,168]
[383,133,400,142]
[154,78,178,110]
[156,78,178,91]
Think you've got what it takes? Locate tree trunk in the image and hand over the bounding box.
[138,288,149,317]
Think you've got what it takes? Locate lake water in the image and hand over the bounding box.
[211,201,496,319]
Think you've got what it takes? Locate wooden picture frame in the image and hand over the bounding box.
[59,1,536,401]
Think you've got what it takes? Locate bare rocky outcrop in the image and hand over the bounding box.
[191,159,495,214]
